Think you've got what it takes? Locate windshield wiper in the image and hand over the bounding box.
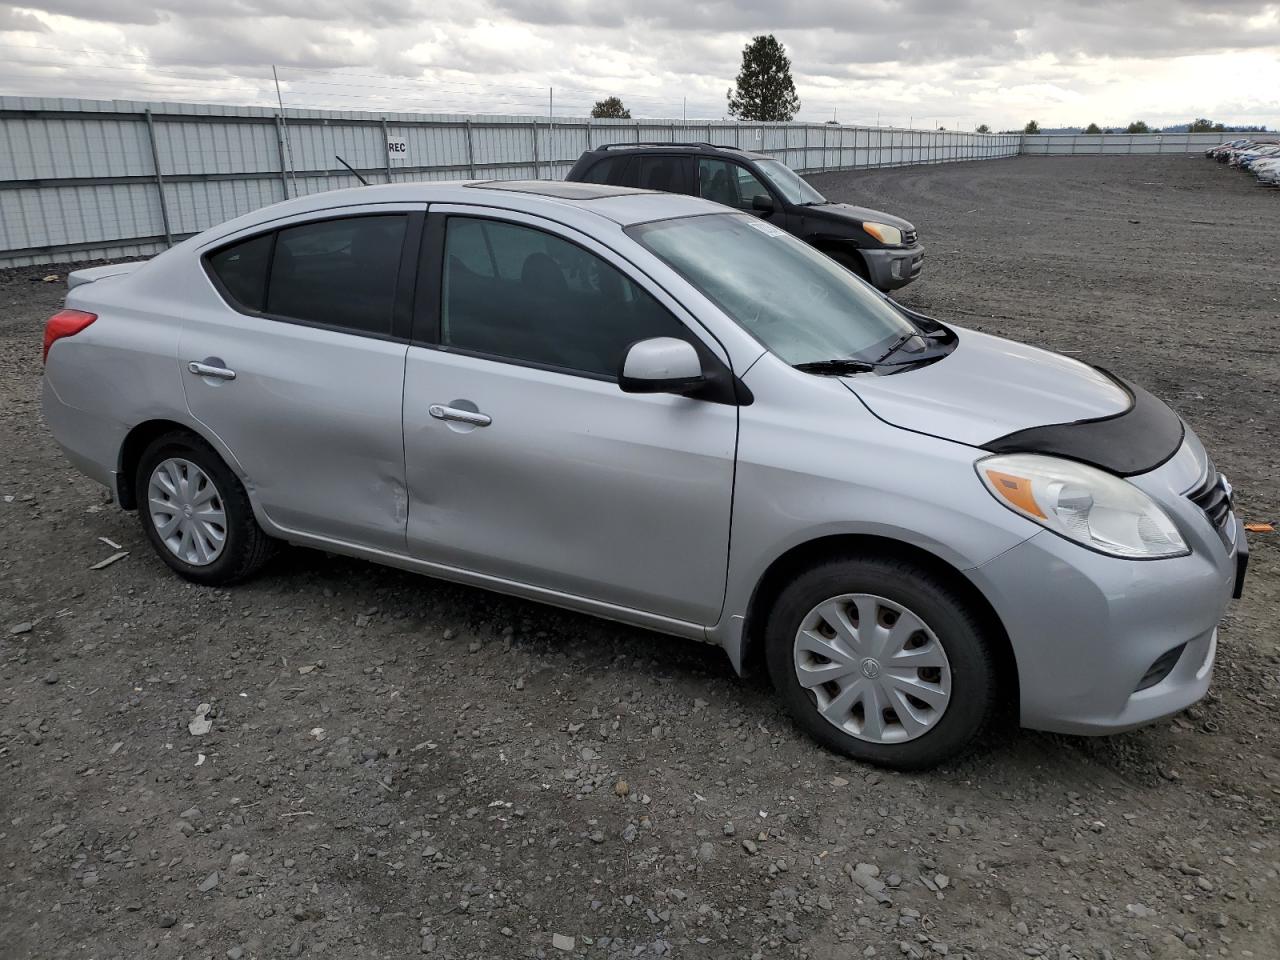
[794,358,877,375]
[875,331,930,363]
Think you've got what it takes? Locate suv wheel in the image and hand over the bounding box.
[136,431,275,585]
[765,556,997,770]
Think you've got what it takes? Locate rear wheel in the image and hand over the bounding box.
[135,431,274,585]
[765,556,997,770]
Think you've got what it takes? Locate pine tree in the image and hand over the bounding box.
[727,35,801,122]
[1023,120,1040,134]
[591,97,631,120]
[1084,122,1102,134]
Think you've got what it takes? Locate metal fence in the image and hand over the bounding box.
[1020,132,1227,156]
[0,96,1021,267]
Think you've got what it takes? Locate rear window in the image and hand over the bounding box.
[207,233,273,311]
[205,215,408,337]
[267,216,407,335]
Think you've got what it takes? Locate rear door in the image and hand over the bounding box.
[183,206,423,550]
[400,207,738,625]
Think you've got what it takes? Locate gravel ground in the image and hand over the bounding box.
[2,155,1278,960]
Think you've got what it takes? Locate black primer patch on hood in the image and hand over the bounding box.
[980,369,1185,477]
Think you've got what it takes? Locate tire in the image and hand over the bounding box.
[764,556,997,770]
[135,430,275,586]
[826,248,871,283]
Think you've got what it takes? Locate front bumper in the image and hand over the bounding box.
[967,453,1242,735]
[859,245,925,291]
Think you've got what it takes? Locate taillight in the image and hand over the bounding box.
[42,309,97,364]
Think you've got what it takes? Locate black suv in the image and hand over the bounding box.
[565,142,924,291]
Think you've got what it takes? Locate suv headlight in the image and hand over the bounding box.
[977,453,1188,559]
[861,222,903,246]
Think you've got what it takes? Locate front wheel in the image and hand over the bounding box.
[135,431,275,586]
[764,556,998,770]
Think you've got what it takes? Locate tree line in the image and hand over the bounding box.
[588,37,1268,136]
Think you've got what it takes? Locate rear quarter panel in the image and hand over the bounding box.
[43,257,211,493]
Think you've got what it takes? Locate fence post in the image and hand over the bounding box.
[532,121,541,179]
[274,114,291,199]
[381,118,393,184]
[142,109,173,247]
[465,119,476,178]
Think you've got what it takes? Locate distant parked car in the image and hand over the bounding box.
[42,180,1247,769]
[1206,137,1280,186]
[566,142,924,292]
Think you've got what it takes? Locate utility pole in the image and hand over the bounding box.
[682,97,687,128]
[272,65,297,194]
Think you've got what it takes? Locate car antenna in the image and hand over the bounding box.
[335,155,370,186]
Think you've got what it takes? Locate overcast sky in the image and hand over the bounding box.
[1,0,1277,130]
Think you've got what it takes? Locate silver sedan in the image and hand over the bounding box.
[41,180,1246,769]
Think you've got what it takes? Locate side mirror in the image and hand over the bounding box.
[751,194,775,213]
[619,337,705,395]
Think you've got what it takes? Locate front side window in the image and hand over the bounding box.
[629,213,915,366]
[441,217,688,377]
[697,158,770,211]
[266,215,407,335]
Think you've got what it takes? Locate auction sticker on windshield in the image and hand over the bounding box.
[743,218,786,238]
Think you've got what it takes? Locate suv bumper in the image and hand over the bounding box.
[860,245,924,290]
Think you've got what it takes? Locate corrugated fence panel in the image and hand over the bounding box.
[2,96,1028,266]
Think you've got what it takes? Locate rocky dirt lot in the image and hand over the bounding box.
[1,155,1278,960]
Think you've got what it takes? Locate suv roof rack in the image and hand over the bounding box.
[596,141,740,153]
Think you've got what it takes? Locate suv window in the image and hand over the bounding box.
[441,216,688,378]
[207,233,273,311]
[697,157,770,212]
[266,215,407,335]
[636,155,684,192]
[581,156,617,184]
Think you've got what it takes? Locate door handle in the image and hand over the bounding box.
[187,361,237,381]
[429,404,491,427]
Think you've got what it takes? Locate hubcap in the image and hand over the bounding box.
[147,458,227,566]
[793,593,952,744]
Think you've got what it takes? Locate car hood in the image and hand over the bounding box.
[802,202,915,233]
[843,326,1131,447]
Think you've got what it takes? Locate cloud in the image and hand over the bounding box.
[1,0,1276,130]
[0,4,48,31]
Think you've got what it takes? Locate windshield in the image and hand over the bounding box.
[754,158,826,205]
[629,213,917,365]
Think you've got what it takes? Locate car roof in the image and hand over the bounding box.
[188,179,726,249]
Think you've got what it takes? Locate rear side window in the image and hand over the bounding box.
[636,155,683,192]
[266,216,407,335]
[207,233,273,311]
[581,157,616,183]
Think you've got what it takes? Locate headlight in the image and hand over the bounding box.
[977,453,1188,559]
[861,222,903,245]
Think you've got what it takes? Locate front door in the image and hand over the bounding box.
[695,156,786,227]
[401,208,737,626]
[182,208,421,551]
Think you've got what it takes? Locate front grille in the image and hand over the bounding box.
[1136,643,1186,692]
[902,229,918,246]
[1187,462,1232,544]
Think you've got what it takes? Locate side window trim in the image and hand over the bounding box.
[202,210,424,344]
